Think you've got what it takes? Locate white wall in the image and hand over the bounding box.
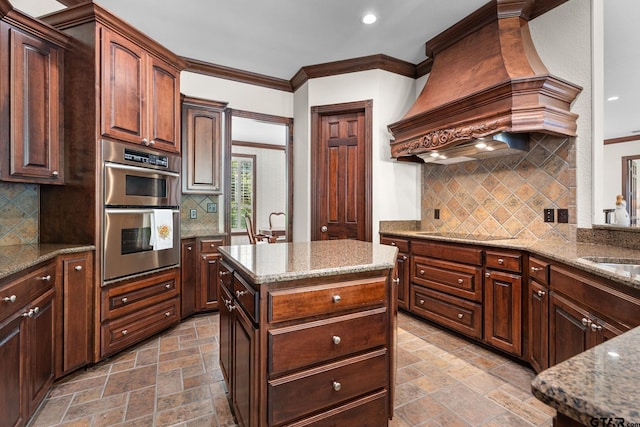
[603,140,639,207]
[529,0,593,228]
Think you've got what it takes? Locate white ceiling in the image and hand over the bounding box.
[8,0,637,140]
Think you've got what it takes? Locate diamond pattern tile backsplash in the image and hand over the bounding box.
[180,194,221,234]
[0,183,39,246]
[420,134,576,241]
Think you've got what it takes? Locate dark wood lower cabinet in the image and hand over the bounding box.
[528,280,549,373]
[181,237,224,318]
[180,239,197,318]
[232,304,256,427]
[27,290,55,414]
[484,269,522,356]
[0,311,28,427]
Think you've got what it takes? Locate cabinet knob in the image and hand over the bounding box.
[332,381,342,391]
[39,275,52,281]
[165,284,171,290]
[121,329,128,336]
[122,297,128,303]
[581,318,592,326]
[419,299,425,305]
[2,295,16,303]
[165,312,171,317]
[74,265,83,271]
[187,246,192,251]
[236,290,247,298]
[149,140,155,145]
[590,323,603,332]
[23,309,34,318]
[457,278,463,284]
[202,256,207,260]
[419,269,425,275]
[485,272,491,278]
[498,258,504,264]
[332,295,341,303]
[51,171,59,177]
[537,290,546,297]
[219,271,229,277]
[393,278,400,284]
[391,242,396,246]
[210,243,216,248]
[531,266,543,272]
[142,138,149,146]
[33,307,40,314]
[457,313,464,319]
[402,255,407,260]
[332,336,341,345]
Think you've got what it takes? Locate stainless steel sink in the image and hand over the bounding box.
[580,257,640,275]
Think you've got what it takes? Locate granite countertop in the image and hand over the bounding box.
[531,326,640,425]
[380,230,640,291]
[0,243,95,281]
[218,240,398,285]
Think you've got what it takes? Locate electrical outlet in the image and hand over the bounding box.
[189,209,197,219]
[207,203,217,213]
[557,208,569,223]
[434,208,440,220]
[543,208,554,223]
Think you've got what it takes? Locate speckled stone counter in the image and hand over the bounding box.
[218,240,398,284]
[0,243,95,281]
[531,326,640,425]
[379,230,640,291]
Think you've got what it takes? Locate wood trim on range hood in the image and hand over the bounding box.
[388,0,582,160]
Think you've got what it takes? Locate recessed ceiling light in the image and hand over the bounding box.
[607,96,620,101]
[362,13,377,24]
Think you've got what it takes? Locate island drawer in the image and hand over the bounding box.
[529,257,549,285]
[219,260,233,293]
[200,238,223,254]
[267,349,387,426]
[0,262,56,323]
[100,296,179,358]
[485,250,523,273]
[412,240,482,265]
[411,285,482,339]
[268,308,388,375]
[234,273,258,323]
[101,269,179,321]
[412,256,482,302]
[380,236,409,253]
[287,391,387,427]
[268,276,387,323]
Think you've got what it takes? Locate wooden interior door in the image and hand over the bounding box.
[311,101,372,241]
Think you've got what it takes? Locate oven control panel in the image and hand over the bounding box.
[124,148,169,168]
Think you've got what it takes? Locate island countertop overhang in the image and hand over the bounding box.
[218,240,398,285]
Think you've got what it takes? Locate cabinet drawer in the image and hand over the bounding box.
[412,241,482,265]
[380,236,409,253]
[486,250,522,273]
[100,297,179,358]
[411,285,482,339]
[233,273,258,323]
[0,262,55,323]
[287,391,388,427]
[200,238,223,254]
[412,256,482,302]
[529,257,550,285]
[268,276,387,323]
[268,349,387,426]
[101,269,179,321]
[269,308,388,375]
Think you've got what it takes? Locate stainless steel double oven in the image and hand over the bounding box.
[102,140,180,282]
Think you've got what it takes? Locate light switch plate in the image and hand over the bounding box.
[189,209,197,219]
[543,208,554,223]
[207,203,217,213]
[557,208,569,223]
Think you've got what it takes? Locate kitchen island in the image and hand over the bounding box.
[217,240,398,427]
[531,326,640,426]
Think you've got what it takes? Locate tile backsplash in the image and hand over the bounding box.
[0,183,39,246]
[180,194,221,234]
[420,134,576,241]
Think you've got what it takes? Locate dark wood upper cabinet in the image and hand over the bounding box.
[181,96,228,193]
[0,9,68,184]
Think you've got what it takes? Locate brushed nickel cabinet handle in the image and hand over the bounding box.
[419,299,425,305]
[142,138,149,146]
[165,284,171,289]
[121,329,128,336]
[332,381,341,391]
[236,290,247,298]
[537,290,546,297]
[498,258,504,264]
[187,246,192,251]
[531,266,543,272]
[457,278,463,284]
[332,336,341,345]
[457,313,463,319]
[33,307,40,314]
[419,269,425,275]
[210,243,216,248]
[391,242,396,246]
[165,312,171,317]
[23,309,34,318]
[581,318,591,326]
[74,265,83,271]
[402,255,407,260]
[51,171,59,177]
[39,275,52,281]
[121,297,128,303]
[485,272,491,278]
[591,323,603,332]
[332,295,341,303]
[3,295,16,303]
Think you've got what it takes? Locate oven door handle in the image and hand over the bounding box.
[104,162,180,178]
[104,208,180,214]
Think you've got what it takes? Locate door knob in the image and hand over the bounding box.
[321,225,327,233]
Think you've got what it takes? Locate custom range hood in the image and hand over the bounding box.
[389,0,582,164]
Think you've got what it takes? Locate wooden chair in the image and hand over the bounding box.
[268,211,286,241]
[244,213,275,244]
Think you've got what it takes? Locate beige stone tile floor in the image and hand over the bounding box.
[28,311,554,427]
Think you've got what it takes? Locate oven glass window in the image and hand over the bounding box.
[121,227,152,254]
[125,175,167,198]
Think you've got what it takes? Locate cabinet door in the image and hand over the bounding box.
[528,280,549,373]
[396,252,409,310]
[549,293,596,366]
[148,55,180,152]
[484,270,522,356]
[199,254,220,311]
[27,289,55,414]
[2,26,62,183]
[182,102,224,193]
[57,253,93,377]
[101,28,146,145]
[219,281,233,388]
[233,306,257,427]
[180,240,197,318]
[0,312,27,427]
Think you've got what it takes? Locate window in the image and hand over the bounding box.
[230,154,255,232]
